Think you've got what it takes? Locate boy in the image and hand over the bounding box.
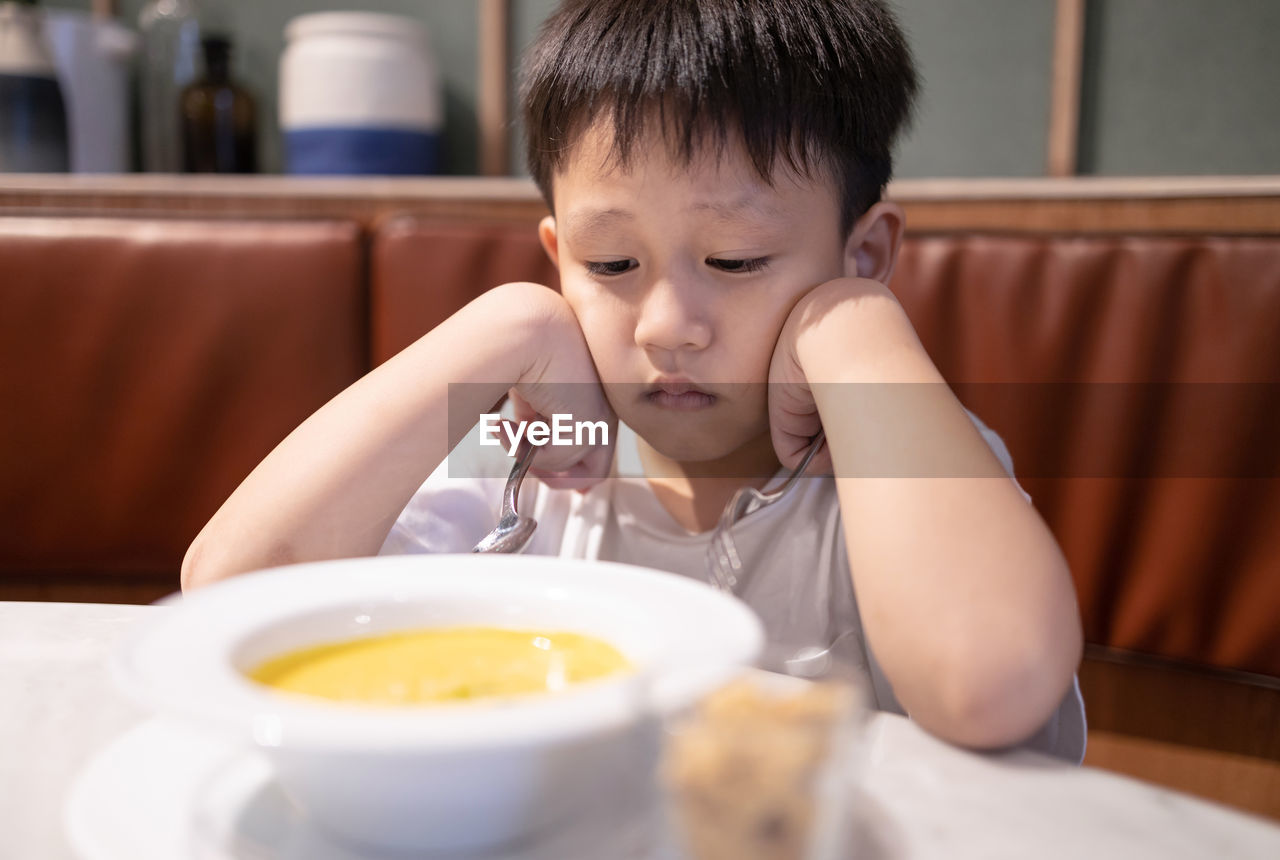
[183,0,1085,760]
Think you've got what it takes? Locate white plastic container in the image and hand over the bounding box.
[279,12,442,175]
[44,10,138,173]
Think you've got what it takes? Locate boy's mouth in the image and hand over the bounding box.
[645,380,717,410]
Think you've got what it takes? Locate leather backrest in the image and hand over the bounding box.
[891,235,1280,676]
[370,217,556,365]
[0,216,366,588]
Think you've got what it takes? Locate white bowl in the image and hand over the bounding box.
[113,554,764,854]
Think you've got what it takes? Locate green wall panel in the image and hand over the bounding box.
[1080,0,1280,175]
[891,0,1055,178]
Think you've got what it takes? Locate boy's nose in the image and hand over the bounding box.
[633,275,712,355]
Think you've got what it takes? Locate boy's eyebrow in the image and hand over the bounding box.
[564,197,785,240]
[563,208,635,240]
[688,196,786,224]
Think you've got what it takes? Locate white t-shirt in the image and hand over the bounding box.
[381,415,1087,762]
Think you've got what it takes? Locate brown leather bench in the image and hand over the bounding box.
[370,215,554,364]
[890,231,1280,816]
[895,234,1280,678]
[0,178,1276,816]
[0,215,365,603]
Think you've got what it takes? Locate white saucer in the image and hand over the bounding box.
[66,717,667,860]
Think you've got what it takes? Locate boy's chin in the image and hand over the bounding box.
[643,434,734,464]
[629,421,777,477]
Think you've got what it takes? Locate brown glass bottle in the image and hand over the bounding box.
[180,35,257,173]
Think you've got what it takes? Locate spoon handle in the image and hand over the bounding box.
[502,437,537,518]
[762,429,826,501]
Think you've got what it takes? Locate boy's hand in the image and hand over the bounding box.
[767,276,923,473]
[505,284,616,490]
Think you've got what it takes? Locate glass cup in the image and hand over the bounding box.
[657,650,871,860]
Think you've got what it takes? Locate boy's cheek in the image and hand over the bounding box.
[554,281,600,327]
[598,381,630,417]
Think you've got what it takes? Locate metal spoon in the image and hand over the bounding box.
[471,437,538,553]
[780,630,859,679]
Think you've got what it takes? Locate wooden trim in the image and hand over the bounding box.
[1085,732,1280,822]
[0,575,173,606]
[0,176,548,227]
[1079,646,1280,821]
[1048,0,1087,176]
[3,174,1278,202]
[2,176,1279,234]
[888,176,1280,200]
[1080,645,1280,761]
[898,196,1280,235]
[478,0,512,176]
[0,176,543,201]
[893,177,1280,234]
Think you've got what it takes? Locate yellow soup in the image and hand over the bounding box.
[247,627,631,705]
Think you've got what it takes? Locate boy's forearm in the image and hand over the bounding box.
[181,283,557,591]
[798,279,1082,748]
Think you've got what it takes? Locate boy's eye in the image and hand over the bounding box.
[583,259,637,276]
[707,256,771,274]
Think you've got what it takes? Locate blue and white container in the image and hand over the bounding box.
[280,12,442,176]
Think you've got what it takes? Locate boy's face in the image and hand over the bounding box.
[541,121,856,464]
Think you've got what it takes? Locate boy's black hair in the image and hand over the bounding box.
[520,0,919,234]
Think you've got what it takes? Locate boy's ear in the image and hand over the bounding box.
[537,216,561,269]
[842,200,905,285]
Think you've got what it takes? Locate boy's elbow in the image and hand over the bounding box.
[182,526,335,593]
[928,621,1083,750]
[181,529,270,593]
[180,533,220,593]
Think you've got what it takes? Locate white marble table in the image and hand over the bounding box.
[1,602,153,860]
[3,600,1280,860]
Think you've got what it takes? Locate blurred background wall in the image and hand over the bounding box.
[38,0,1280,177]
